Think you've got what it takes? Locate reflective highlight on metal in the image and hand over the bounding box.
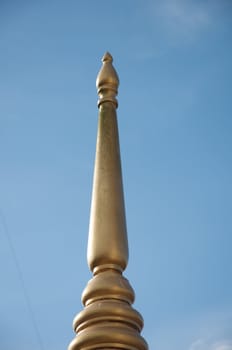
[68,53,148,350]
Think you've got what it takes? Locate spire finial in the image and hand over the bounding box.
[102,51,113,62]
[68,54,148,350]
[96,51,119,108]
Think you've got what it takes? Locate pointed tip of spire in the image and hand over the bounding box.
[96,52,119,108]
[102,52,113,63]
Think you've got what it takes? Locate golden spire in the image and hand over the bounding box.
[68,53,148,350]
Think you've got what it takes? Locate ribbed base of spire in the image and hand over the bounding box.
[69,326,147,350]
[68,269,148,350]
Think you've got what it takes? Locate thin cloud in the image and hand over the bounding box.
[149,0,212,43]
[161,0,210,29]
[190,339,232,350]
[147,307,232,350]
[130,0,218,61]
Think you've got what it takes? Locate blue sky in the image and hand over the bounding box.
[0,1,232,349]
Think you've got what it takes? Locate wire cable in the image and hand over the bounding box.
[0,209,45,350]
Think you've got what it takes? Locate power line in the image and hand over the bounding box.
[0,209,45,350]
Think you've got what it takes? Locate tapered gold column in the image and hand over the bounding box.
[68,53,148,350]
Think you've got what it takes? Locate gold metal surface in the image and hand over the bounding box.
[68,53,148,350]
[96,52,119,108]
